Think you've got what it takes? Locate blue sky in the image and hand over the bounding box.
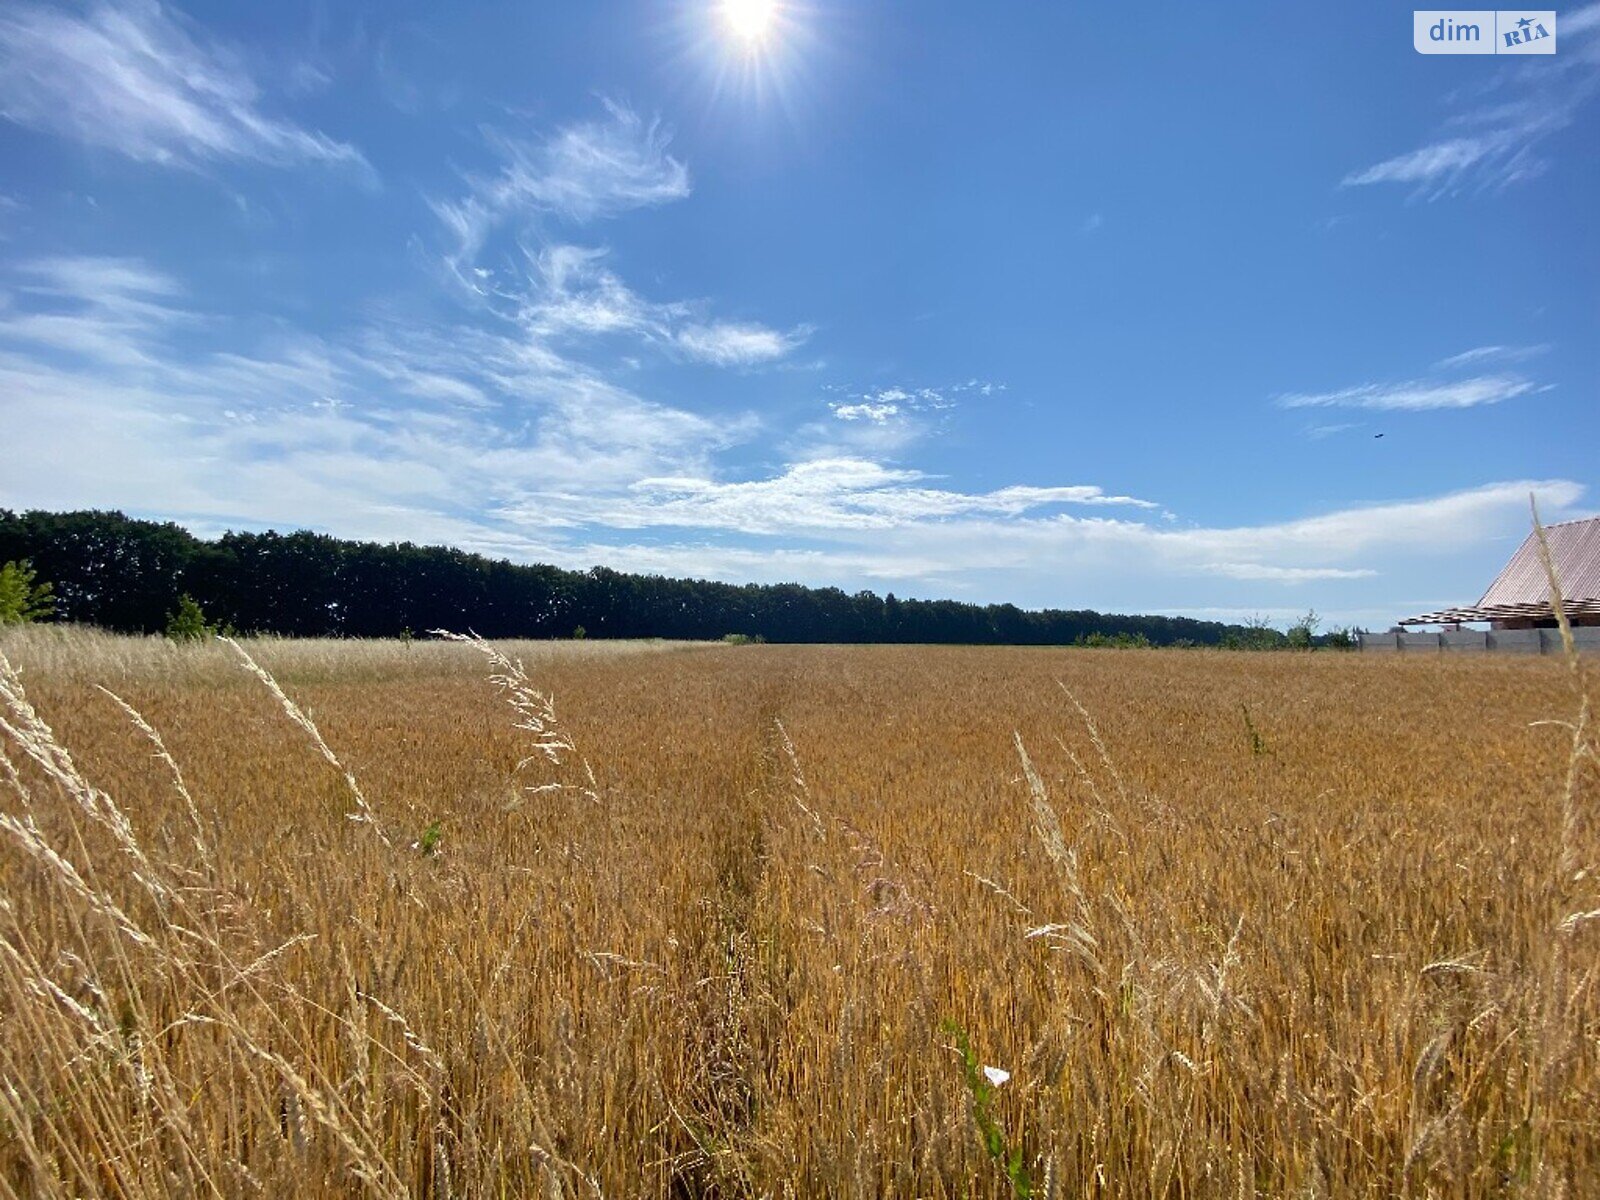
[0,2,1596,628]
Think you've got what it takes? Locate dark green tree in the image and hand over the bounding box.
[3,508,1272,647]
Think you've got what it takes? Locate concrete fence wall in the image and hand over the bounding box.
[1358,627,1600,655]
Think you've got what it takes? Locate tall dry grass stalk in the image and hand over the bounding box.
[0,622,1594,1196]
[431,629,598,801]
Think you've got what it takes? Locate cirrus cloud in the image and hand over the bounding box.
[0,0,366,173]
[1277,374,1538,411]
[434,100,689,275]
[675,321,809,366]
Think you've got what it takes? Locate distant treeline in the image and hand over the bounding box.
[0,509,1262,645]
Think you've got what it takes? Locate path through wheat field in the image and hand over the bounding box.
[0,629,1595,1198]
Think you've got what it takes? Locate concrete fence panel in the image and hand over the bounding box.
[1361,626,1598,655]
[1488,629,1543,654]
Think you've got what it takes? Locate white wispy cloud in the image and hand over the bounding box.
[435,100,689,272]
[1162,479,1585,564]
[675,321,807,365]
[1343,5,1600,197]
[21,255,179,299]
[805,378,1006,458]
[0,0,365,172]
[524,244,670,337]
[1277,374,1536,411]
[1569,3,1600,35]
[520,243,806,365]
[1205,563,1378,582]
[0,255,743,538]
[950,378,1006,398]
[0,256,187,366]
[1343,132,1528,192]
[432,111,802,370]
[1433,343,1550,369]
[987,485,1157,510]
[500,459,1159,537]
[831,401,901,423]
[826,379,999,422]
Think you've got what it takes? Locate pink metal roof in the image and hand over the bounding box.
[1478,516,1600,606]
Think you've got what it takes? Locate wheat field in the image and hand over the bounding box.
[0,627,1595,1198]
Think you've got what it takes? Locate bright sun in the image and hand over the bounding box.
[721,0,778,44]
[692,0,807,102]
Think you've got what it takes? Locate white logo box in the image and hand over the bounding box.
[1414,10,1556,54]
